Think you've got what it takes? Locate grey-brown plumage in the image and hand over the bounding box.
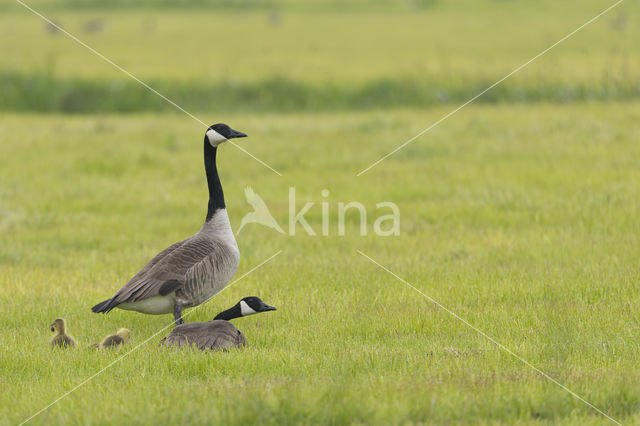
[92,214,239,317]
[50,318,76,349]
[116,221,239,307]
[160,320,246,351]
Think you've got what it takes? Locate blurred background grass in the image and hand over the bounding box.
[1,0,638,113]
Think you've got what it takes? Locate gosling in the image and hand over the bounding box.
[98,328,131,349]
[50,318,76,349]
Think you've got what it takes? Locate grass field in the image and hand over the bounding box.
[1,1,639,113]
[2,0,640,425]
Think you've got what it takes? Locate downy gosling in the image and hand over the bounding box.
[50,318,76,349]
[99,328,131,349]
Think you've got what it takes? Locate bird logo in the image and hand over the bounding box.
[237,187,285,234]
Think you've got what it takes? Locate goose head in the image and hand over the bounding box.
[206,123,247,148]
[116,328,131,342]
[213,296,276,321]
[50,318,66,334]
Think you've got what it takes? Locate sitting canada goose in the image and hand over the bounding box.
[92,328,131,349]
[160,296,276,351]
[91,124,247,325]
[50,318,76,348]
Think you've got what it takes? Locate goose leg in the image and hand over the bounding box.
[173,304,184,326]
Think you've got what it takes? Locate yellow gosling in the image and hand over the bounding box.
[49,318,76,349]
[99,328,131,349]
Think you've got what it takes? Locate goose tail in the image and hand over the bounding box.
[91,298,119,314]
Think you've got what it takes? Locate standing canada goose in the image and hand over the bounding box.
[98,328,131,349]
[160,296,276,351]
[91,124,247,325]
[50,318,76,348]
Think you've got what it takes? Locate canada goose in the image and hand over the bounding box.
[92,124,247,325]
[50,318,76,348]
[98,328,131,349]
[160,296,276,351]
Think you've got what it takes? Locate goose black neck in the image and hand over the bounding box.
[204,138,225,221]
[213,304,242,321]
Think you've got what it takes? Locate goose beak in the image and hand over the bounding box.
[260,303,276,312]
[229,129,247,139]
[50,326,55,332]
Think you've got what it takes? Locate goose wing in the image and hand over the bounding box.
[111,238,222,304]
[124,239,187,284]
[160,321,245,351]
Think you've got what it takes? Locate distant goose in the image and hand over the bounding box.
[160,296,276,351]
[50,318,76,348]
[92,124,247,325]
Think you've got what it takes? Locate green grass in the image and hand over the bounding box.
[1,104,640,424]
[3,71,640,113]
[2,0,640,424]
[2,1,639,106]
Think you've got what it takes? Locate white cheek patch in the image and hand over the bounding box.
[239,300,257,316]
[206,129,227,147]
